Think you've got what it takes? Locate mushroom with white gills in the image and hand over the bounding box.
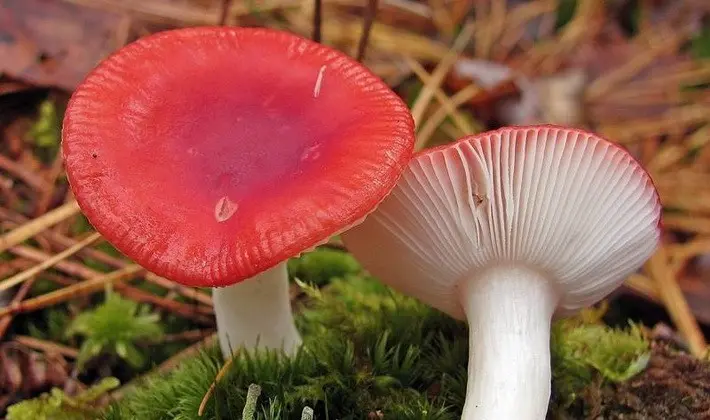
[341,125,662,420]
[61,26,415,359]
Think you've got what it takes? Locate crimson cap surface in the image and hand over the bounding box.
[342,125,662,319]
[62,27,415,287]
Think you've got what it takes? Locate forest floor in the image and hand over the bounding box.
[1,0,710,419]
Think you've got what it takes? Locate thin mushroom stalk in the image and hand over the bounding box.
[213,262,301,357]
[342,125,662,419]
[460,266,558,419]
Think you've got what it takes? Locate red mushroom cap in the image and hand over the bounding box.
[62,27,415,287]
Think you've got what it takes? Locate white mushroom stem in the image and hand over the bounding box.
[459,266,559,420]
[212,261,301,358]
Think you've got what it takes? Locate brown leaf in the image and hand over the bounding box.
[44,352,69,387]
[21,351,46,393]
[0,343,71,407]
[0,347,22,393]
[0,0,126,89]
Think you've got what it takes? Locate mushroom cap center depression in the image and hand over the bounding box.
[115,62,360,215]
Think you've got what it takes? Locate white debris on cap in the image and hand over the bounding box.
[313,65,326,98]
[214,196,238,222]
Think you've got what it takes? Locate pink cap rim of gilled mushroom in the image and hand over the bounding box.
[419,124,663,229]
[343,124,662,319]
[62,26,415,288]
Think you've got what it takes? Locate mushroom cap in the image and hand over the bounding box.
[62,27,415,287]
[342,125,662,319]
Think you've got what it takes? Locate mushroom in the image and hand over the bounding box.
[341,125,662,419]
[61,27,415,358]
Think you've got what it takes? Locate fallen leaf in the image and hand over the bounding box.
[0,0,126,90]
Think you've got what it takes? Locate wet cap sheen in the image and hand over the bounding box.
[342,125,662,319]
[62,27,415,287]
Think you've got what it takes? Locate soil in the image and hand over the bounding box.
[581,342,710,420]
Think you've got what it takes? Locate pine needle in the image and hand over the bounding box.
[0,265,144,318]
[198,353,237,416]
[0,232,102,292]
[0,201,81,253]
[647,249,707,357]
[410,20,476,129]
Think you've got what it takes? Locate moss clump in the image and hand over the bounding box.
[7,377,119,420]
[103,255,650,419]
[287,248,361,286]
[27,99,62,163]
[591,342,710,418]
[550,319,650,410]
[67,293,164,371]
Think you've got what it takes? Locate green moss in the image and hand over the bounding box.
[550,319,650,410]
[691,27,710,60]
[70,215,95,236]
[6,377,119,420]
[27,99,62,163]
[27,309,71,343]
[555,0,578,30]
[68,293,164,371]
[29,276,64,297]
[103,271,649,420]
[288,248,361,286]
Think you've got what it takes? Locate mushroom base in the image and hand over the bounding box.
[212,261,301,358]
[459,265,559,420]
